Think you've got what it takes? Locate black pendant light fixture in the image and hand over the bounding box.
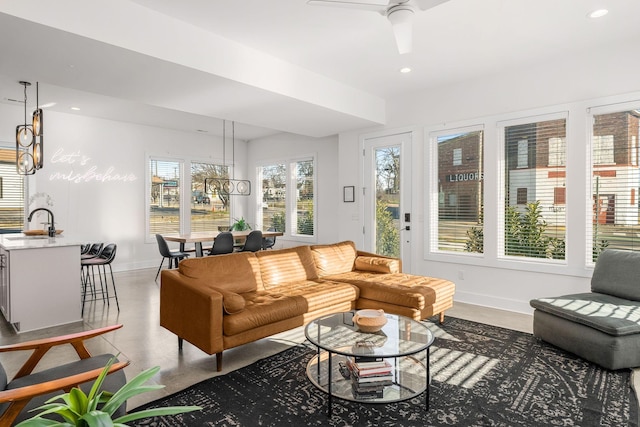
[205,120,251,196]
[16,81,44,175]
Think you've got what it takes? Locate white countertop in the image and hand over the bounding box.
[0,233,81,250]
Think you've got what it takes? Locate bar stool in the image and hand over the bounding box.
[81,243,119,315]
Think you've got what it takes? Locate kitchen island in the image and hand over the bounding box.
[0,234,81,333]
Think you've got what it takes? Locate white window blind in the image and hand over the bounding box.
[434,129,484,254]
[591,109,640,261]
[503,117,566,260]
[294,159,314,236]
[0,148,24,233]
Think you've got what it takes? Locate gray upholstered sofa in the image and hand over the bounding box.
[530,249,640,370]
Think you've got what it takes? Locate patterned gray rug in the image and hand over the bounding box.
[132,317,638,426]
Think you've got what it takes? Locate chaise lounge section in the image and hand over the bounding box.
[530,249,640,370]
[160,240,455,370]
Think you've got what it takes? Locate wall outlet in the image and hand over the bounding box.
[458,270,465,280]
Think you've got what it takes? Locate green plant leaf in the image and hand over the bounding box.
[100,367,161,414]
[68,387,89,414]
[86,357,117,411]
[114,406,201,424]
[15,417,72,426]
[79,410,115,427]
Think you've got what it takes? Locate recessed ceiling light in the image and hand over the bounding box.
[588,9,608,18]
[399,67,412,74]
[70,107,80,111]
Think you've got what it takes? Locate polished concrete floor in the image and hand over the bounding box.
[0,266,630,417]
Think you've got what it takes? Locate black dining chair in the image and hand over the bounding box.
[239,230,263,252]
[208,232,234,255]
[262,228,277,250]
[155,234,190,280]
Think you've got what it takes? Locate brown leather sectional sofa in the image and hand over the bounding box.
[159,240,455,371]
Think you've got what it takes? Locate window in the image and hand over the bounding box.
[554,187,566,205]
[453,148,462,166]
[593,135,614,164]
[258,157,315,237]
[548,137,566,167]
[190,162,229,232]
[295,159,314,236]
[0,147,24,233]
[516,188,528,205]
[590,109,640,262]
[148,158,181,236]
[260,163,286,233]
[503,117,566,260]
[434,128,484,254]
[517,140,528,168]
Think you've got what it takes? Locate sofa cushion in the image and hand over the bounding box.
[256,246,318,289]
[223,292,307,335]
[266,279,359,312]
[178,252,262,294]
[530,292,640,336]
[311,241,357,276]
[354,256,400,274]
[591,249,640,301]
[212,289,246,314]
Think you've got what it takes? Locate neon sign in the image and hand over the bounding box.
[49,148,137,183]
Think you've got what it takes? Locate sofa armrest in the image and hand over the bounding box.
[356,250,402,273]
[160,270,224,355]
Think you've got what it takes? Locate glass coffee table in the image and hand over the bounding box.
[304,311,434,416]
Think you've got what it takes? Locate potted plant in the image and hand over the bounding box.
[17,357,200,426]
[230,217,252,231]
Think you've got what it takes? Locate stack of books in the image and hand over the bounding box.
[346,355,393,399]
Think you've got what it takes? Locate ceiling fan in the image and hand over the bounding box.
[307,0,450,54]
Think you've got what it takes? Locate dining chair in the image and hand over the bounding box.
[239,230,263,252]
[209,232,234,255]
[155,234,190,280]
[262,228,277,250]
[0,324,128,425]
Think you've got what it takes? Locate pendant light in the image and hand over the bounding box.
[15,81,44,175]
[205,120,251,196]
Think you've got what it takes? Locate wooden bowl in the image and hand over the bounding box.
[353,309,387,333]
[23,229,63,236]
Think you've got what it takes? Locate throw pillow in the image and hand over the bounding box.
[354,256,400,274]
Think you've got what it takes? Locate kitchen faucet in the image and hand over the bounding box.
[27,208,56,237]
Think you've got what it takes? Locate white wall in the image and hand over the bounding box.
[0,105,247,271]
[247,132,340,247]
[337,39,640,314]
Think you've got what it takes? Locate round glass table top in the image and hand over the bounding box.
[305,310,434,358]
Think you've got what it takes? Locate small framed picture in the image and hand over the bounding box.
[343,186,355,203]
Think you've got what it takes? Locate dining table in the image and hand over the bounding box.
[163,230,283,257]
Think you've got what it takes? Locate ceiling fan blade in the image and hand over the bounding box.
[306,0,390,12]
[413,0,450,11]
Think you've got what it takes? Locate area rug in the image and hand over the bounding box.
[131,317,638,426]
